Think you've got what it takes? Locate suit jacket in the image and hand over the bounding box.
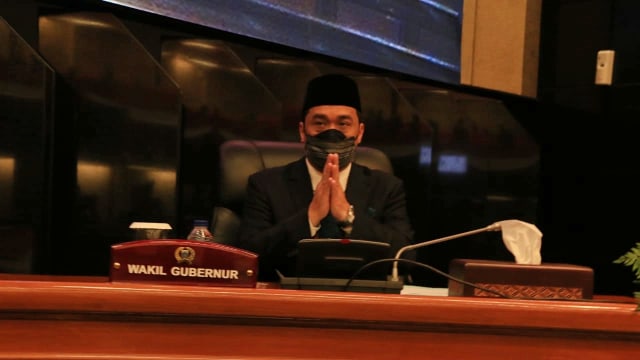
[237,157,414,281]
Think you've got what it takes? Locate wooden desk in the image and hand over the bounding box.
[0,275,638,359]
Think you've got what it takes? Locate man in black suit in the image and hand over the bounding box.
[237,74,414,281]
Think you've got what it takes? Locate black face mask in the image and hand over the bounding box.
[304,129,357,171]
[304,129,356,171]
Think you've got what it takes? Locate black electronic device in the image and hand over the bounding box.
[279,238,402,293]
[296,238,391,280]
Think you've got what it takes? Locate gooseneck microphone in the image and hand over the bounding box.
[390,222,502,282]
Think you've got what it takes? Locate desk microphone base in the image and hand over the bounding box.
[279,275,403,293]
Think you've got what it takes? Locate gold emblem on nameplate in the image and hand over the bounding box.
[174,246,196,265]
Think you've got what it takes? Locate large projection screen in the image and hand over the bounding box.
[102,0,463,85]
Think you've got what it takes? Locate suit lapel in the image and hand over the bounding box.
[345,163,371,208]
[285,158,314,210]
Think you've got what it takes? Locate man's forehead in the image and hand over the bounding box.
[307,105,359,118]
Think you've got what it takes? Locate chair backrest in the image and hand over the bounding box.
[211,139,393,244]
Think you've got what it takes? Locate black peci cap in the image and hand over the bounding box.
[302,74,361,114]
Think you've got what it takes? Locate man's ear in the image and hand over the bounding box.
[298,121,306,143]
[355,122,365,145]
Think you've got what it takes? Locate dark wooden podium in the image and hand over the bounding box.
[0,274,638,359]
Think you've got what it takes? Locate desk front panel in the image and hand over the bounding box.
[0,276,638,359]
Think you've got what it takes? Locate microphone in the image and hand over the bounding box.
[390,222,502,282]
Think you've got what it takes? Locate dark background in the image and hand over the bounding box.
[0,0,638,296]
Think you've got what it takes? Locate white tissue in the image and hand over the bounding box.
[496,219,542,265]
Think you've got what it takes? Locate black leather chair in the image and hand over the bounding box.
[211,139,394,245]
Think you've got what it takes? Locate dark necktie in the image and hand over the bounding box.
[317,215,343,238]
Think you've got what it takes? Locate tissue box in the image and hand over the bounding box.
[129,222,172,240]
[448,259,594,299]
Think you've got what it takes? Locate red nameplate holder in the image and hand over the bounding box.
[110,239,258,288]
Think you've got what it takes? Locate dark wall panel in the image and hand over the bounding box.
[36,11,182,275]
[0,17,54,274]
[538,0,639,295]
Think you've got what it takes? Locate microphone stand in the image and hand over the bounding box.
[391,222,502,282]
